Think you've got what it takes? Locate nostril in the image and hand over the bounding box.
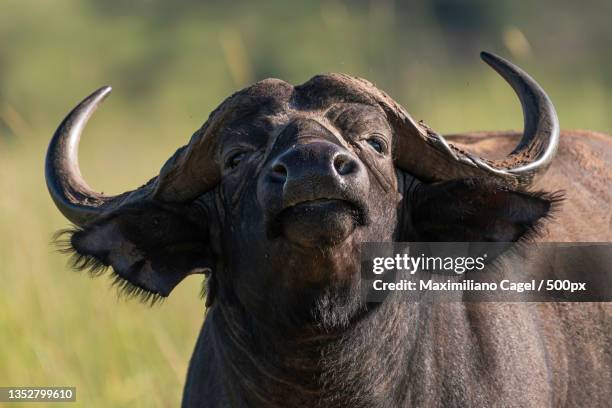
[271,162,288,180]
[333,154,357,176]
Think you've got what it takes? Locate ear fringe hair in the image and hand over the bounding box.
[516,189,566,244]
[54,228,109,276]
[53,228,165,306]
[111,274,165,306]
[200,270,217,309]
[200,280,210,308]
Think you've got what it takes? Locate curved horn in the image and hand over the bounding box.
[47,85,223,226]
[475,51,560,180]
[392,52,559,187]
[45,86,120,226]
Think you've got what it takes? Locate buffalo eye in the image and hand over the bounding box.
[226,151,248,169]
[365,136,386,154]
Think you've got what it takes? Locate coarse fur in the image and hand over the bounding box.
[53,74,611,407]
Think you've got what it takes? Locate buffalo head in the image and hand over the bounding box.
[47,52,559,326]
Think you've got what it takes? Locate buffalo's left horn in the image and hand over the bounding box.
[45,87,124,226]
[392,51,559,187]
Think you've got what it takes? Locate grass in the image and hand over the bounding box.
[0,1,610,407]
[0,138,205,407]
[1,76,610,408]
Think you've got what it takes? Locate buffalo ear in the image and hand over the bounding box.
[410,178,563,242]
[60,201,213,303]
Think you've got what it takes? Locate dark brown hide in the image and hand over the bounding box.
[45,54,610,407]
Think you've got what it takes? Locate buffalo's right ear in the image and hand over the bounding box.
[59,201,213,303]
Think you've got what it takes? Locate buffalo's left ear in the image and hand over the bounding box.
[60,201,213,302]
[409,178,562,242]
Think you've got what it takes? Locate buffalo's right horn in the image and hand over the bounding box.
[46,86,222,226]
[45,87,131,226]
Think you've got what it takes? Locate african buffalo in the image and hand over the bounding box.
[46,52,611,407]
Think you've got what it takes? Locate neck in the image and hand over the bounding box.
[196,294,555,407]
[209,292,417,407]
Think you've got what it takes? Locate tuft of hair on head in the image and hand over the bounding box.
[52,227,165,307]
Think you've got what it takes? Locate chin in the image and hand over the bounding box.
[275,199,365,248]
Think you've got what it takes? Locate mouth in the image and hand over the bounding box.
[269,198,368,248]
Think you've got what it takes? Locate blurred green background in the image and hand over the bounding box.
[0,0,610,406]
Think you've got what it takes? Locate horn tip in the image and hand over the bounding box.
[480,51,501,65]
[98,85,112,98]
